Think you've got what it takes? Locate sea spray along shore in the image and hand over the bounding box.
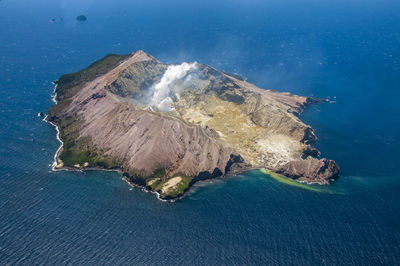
[46,50,340,200]
[44,83,64,171]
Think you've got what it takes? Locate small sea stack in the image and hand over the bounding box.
[76,15,87,22]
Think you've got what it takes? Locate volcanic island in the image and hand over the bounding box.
[47,50,339,200]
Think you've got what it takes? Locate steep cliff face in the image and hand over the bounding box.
[276,158,340,184]
[48,50,339,199]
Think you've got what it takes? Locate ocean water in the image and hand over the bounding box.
[1,0,400,264]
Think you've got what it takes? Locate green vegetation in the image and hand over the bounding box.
[148,174,192,199]
[260,168,323,192]
[59,137,121,168]
[55,114,120,168]
[145,169,166,190]
[152,169,166,179]
[55,53,130,100]
[162,175,192,199]
[128,168,147,179]
[146,178,162,190]
[49,53,131,168]
[59,141,120,168]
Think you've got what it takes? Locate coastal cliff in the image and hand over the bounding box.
[47,50,339,200]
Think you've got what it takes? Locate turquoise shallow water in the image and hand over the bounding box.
[1,0,400,264]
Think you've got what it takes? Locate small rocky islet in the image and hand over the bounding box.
[47,50,339,200]
[76,15,87,22]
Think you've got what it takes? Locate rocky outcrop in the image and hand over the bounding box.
[48,50,339,200]
[275,158,340,184]
[76,15,87,22]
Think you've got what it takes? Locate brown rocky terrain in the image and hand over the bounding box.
[47,50,339,200]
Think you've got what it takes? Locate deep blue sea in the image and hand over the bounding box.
[1,0,400,264]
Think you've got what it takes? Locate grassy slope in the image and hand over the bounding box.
[146,174,193,199]
[55,53,130,100]
[49,53,130,168]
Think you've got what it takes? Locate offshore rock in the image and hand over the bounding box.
[76,15,87,22]
[275,158,340,184]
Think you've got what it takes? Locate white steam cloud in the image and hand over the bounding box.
[149,62,197,112]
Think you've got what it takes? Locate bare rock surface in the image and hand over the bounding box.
[47,50,339,199]
[276,158,340,184]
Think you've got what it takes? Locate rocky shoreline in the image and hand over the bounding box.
[46,115,337,200]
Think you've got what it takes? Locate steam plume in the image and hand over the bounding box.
[150,62,197,112]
